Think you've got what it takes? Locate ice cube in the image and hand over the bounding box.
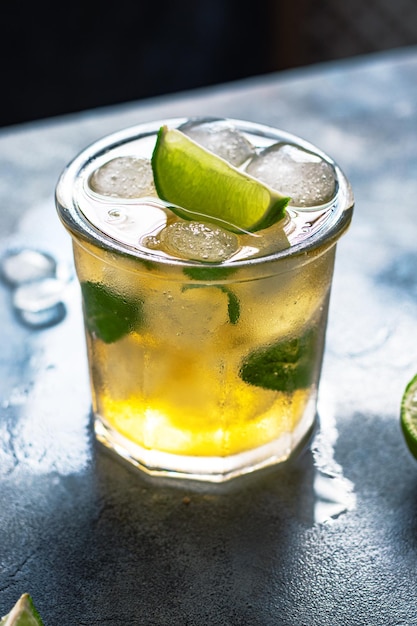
[13,278,67,328]
[179,119,255,166]
[1,249,57,285]
[158,221,239,262]
[246,143,337,207]
[89,157,156,198]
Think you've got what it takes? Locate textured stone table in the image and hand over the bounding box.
[1,47,417,625]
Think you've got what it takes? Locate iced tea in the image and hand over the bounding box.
[55,118,353,481]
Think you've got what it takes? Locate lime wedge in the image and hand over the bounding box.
[151,126,291,232]
[401,374,417,459]
[0,594,44,626]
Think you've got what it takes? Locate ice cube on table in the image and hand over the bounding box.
[89,157,156,198]
[13,277,67,328]
[1,249,57,285]
[179,119,255,166]
[157,221,239,262]
[246,143,337,207]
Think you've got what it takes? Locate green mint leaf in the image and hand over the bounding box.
[183,265,237,281]
[81,281,143,343]
[219,286,240,324]
[240,327,319,392]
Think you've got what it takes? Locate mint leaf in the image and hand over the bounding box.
[81,281,143,343]
[240,328,319,392]
[183,265,237,281]
[219,286,240,324]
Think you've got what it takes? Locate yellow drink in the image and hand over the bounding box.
[56,118,353,481]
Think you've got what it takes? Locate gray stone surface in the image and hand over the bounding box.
[1,48,417,625]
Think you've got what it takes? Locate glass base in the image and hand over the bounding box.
[94,406,317,483]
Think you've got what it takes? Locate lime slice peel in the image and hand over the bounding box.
[0,594,44,626]
[401,373,417,460]
[151,126,291,233]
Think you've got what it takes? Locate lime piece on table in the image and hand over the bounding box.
[0,594,44,626]
[151,126,291,232]
[400,373,417,459]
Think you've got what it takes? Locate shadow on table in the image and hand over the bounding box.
[77,444,316,623]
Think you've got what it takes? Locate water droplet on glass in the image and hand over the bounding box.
[1,249,57,286]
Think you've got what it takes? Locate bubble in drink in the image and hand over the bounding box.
[1,248,57,285]
[246,143,337,207]
[157,221,239,262]
[179,119,255,166]
[106,208,126,223]
[89,156,156,198]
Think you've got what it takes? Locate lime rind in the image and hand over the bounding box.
[1,594,44,626]
[401,374,417,460]
[151,126,291,233]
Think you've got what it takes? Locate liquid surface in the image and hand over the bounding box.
[75,119,338,265]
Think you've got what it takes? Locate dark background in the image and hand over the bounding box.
[2,0,417,128]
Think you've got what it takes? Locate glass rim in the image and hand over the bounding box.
[55,117,354,270]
